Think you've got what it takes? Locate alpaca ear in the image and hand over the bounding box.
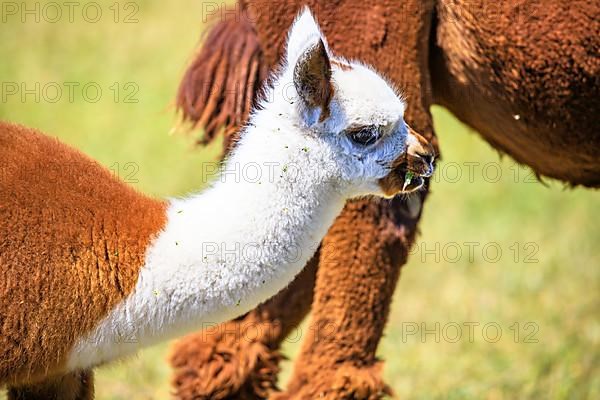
[286,8,332,124]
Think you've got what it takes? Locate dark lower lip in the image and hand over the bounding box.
[402,176,424,192]
[394,165,425,192]
[379,166,427,198]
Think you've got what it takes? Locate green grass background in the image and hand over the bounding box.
[0,1,598,399]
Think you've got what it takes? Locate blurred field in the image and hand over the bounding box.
[0,1,598,399]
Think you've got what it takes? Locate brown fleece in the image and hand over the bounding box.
[170,1,437,399]
[0,122,167,387]
[275,196,424,400]
[176,16,268,155]
[431,0,600,186]
[272,363,391,400]
[8,370,94,400]
[293,39,334,122]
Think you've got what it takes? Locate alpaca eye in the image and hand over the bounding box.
[347,126,380,146]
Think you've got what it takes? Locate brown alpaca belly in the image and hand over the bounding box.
[0,122,167,385]
[432,0,600,187]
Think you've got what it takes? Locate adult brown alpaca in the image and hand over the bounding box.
[169,1,599,399]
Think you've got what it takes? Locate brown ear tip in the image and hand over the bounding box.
[317,38,327,51]
[317,39,331,67]
[293,37,334,120]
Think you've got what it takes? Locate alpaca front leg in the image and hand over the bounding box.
[274,195,425,400]
[169,255,317,399]
[7,370,94,400]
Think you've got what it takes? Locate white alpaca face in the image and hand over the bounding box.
[264,8,435,198]
[317,64,415,196]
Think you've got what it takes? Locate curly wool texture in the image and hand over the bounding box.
[176,16,267,154]
[169,1,598,399]
[431,0,600,187]
[8,370,94,400]
[171,335,281,400]
[271,363,391,400]
[0,122,167,387]
[9,0,597,398]
[170,1,437,399]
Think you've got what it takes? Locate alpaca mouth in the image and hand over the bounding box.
[378,163,428,198]
[377,126,435,197]
[394,165,426,192]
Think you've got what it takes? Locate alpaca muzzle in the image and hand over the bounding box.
[378,126,435,197]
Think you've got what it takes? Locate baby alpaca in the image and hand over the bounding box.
[0,8,434,397]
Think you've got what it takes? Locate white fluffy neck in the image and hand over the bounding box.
[68,116,347,369]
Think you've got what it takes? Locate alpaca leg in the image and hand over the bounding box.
[7,370,94,400]
[236,0,437,397]
[170,255,317,399]
[272,195,425,400]
[173,1,436,398]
